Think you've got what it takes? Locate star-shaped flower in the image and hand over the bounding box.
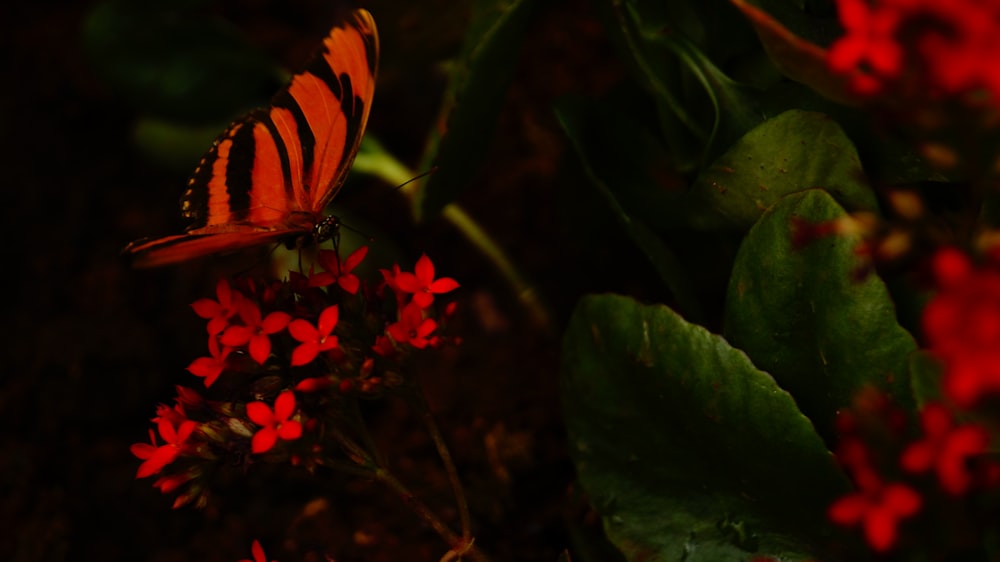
[221,300,292,365]
[246,391,303,454]
[394,254,459,308]
[288,305,340,366]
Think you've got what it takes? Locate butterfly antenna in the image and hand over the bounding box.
[395,166,438,195]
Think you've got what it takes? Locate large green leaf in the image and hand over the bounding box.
[724,190,917,442]
[562,294,850,562]
[687,109,879,230]
[413,0,540,220]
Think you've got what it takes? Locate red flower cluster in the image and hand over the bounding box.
[828,391,998,551]
[900,402,990,495]
[826,247,1000,554]
[186,250,459,385]
[828,0,1000,102]
[923,247,1000,406]
[130,250,460,507]
[828,398,922,552]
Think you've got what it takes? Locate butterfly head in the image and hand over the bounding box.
[313,215,342,246]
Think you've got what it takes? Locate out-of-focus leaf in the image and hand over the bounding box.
[413,0,540,221]
[556,96,706,323]
[590,0,764,172]
[725,190,917,441]
[909,350,944,408]
[730,0,858,105]
[131,115,231,173]
[83,0,282,122]
[553,93,689,229]
[562,294,848,562]
[687,109,879,230]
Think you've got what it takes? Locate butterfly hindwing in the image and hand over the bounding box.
[124,9,379,268]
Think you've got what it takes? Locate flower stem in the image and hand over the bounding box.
[353,136,553,333]
[373,466,491,562]
[408,382,472,541]
[326,423,491,562]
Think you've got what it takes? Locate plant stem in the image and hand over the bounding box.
[373,466,492,562]
[441,202,553,333]
[353,136,553,333]
[326,423,492,562]
[408,382,472,541]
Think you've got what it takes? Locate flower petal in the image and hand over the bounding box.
[251,427,278,454]
[291,342,319,366]
[274,391,296,420]
[261,311,292,334]
[317,305,339,336]
[288,319,318,343]
[414,254,435,283]
[278,420,303,441]
[246,401,274,426]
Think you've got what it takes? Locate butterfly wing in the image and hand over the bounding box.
[125,9,379,268]
[123,230,295,268]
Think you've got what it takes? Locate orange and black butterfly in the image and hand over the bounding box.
[124,9,378,268]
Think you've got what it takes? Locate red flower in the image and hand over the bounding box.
[186,335,232,387]
[828,478,921,552]
[828,0,903,93]
[191,279,242,335]
[239,539,275,562]
[295,376,335,393]
[828,0,1000,102]
[394,254,459,308]
[220,300,292,365]
[246,390,303,454]
[309,246,368,294]
[922,248,1000,405]
[387,302,438,349]
[131,417,198,478]
[372,334,399,358]
[152,470,196,495]
[288,305,340,366]
[901,402,990,495]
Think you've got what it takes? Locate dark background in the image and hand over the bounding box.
[1,0,636,560]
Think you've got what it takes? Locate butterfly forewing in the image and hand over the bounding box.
[124,9,378,268]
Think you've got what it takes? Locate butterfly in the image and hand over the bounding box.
[124,9,378,268]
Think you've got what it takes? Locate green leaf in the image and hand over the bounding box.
[552,93,690,230]
[83,0,281,122]
[687,109,879,230]
[555,97,706,323]
[130,115,231,173]
[730,0,858,106]
[562,294,849,562]
[724,189,917,442]
[909,350,944,408]
[413,0,540,220]
[589,0,764,172]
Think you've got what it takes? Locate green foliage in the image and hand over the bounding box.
[554,1,941,559]
[83,0,281,123]
[555,95,706,323]
[589,0,765,172]
[724,190,917,441]
[413,0,541,221]
[562,294,850,562]
[687,110,879,230]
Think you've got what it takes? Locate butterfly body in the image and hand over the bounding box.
[125,9,378,268]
